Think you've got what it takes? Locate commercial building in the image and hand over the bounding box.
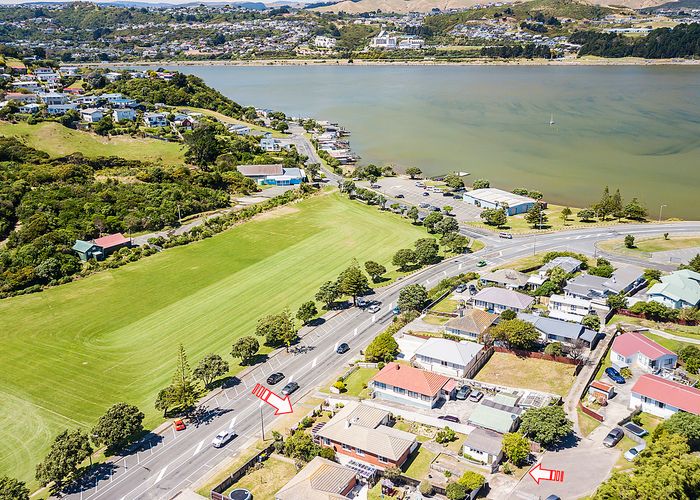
[237,164,305,186]
[462,188,536,216]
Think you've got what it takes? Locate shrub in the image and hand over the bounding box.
[458,471,485,491]
[445,482,467,500]
[436,426,456,444]
[544,342,563,356]
[419,480,434,496]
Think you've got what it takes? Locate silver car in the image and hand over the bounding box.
[212,430,235,448]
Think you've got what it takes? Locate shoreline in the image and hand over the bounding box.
[87,57,700,68]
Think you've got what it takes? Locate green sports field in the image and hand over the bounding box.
[0,192,427,484]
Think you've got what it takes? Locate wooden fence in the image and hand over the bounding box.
[210,443,275,500]
[578,401,604,422]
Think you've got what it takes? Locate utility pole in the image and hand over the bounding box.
[659,204,667,223]
[260,406,265,441]
[177,204,182,225]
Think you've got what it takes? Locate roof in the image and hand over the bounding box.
[414,338,484,367]
[92,233,129,249]
[519,313,598,342]
[371,362,452,397]
[612,332,676,360]
[472,287,534,310]
[72,240,97,252]
[465,188,535,207]
[316,402,415,461]
[463,427,504,456]
[549,294,591,308]
[648,269,700,306]
[540,256,583,275]
[603,265,644,293]
[590,380,614,392]
[237,164,284,177]
[564,274,609,298]
[480,269,530,288]
[631,374,700,415]
[445,309,499,335]
[276,456,355,500]
[468,401,520,434]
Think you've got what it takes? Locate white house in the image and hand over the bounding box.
[462,428,504,472]
[412,338,485,378]
[314,36,337,49]
[370,362,456,409]
[630,374,700,419]
[463,188,536,215]
[143,112,168,128]
[81,108,103,123]
[647,269,700,309]
[260,133,281,152]
[19,103,40,114]
[371,30,398,48]
[611,331,677,373]
[228,124,250,135]
[471,287,534,313]
[39,92,69,105]
[113,108,136,122]
[46,104,77,115]
[547,294,592,323]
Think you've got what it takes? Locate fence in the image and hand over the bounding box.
[618,309,697,326]
[210,443,275,500]
[493,346,584,367]
[578,401,604,422]
[464,346,494,380]
[358,399,476,435]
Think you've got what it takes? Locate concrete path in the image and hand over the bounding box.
[650,246,700,266]
[617,322,700,345]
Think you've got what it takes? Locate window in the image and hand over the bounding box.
[408,391,419,399]
[378,456,388,464]
[342,443,351,451]
[375,382,387,390]
[323,438,331,445]
[393,386,405,395]
[421,394,431,401]
[355,448,365,456]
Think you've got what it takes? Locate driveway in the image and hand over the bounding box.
[651,246,700,266]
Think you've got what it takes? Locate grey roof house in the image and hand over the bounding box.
[519,313,599,348]
[472,287,534,313]
[539,256,584,275]
[413,337,486,378]
[462,428,504,472]
[564,265,644,299]
[480,269,530,290]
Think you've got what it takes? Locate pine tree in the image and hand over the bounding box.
[171,344,198,411]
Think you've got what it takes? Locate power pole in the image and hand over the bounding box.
[260,406,265,441]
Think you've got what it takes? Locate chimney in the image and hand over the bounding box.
[344,420,351,429]
[396,365,400,370]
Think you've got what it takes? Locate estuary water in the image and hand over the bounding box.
[168,64,700,219]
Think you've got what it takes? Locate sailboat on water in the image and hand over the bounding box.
[549,113,555,126]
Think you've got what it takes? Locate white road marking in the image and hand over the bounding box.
[229,416,237,429]
[372,314,376,323]
[154,466,168,484]
[193,440,204,457]
[312,356,318,368]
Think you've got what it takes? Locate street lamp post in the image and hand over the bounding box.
[260,406,265,441]
[659,204,667,223]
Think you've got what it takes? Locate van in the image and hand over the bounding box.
[498,232,513,239]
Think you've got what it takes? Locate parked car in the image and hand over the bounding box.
[456,385,472,400]
[396,194,405,199]
[422,192,430,197]
[477,260,487,267]
[498,232,513,239]
[455,284,467,293]
[356,297,368,308]
[624,442,647,461]
[367,304,381,313]
[624,422,649,438]
[173,419,186,431]
[430,206,440,212]
[392,306,401,315]
[212,430,235,448]
[281,381,299,396]
[416,182,425,188]
[605,367,626,384]
[469,390,484,402]
[438,415,460,423]
[419,202,430,208]
[336,342,350,354]
[442,191,453,197]
[370,183,380,188]
[267,372,285,385]
[603,428,624,448]
[544,496,561,500]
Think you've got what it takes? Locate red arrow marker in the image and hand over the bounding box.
[528,463,565,485]
[251,383,294,415]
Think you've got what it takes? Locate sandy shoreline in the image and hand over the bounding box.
[88,57,700,68]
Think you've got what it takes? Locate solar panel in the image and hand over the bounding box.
[346,460,377,479]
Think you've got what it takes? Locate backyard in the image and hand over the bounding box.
[474,352,578,396]
[0,192,428,484]
[223,456,297,499]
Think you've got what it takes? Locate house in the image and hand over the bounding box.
[604,265,645,295]
[480,269,529,290]
[19,103,40,114]
[314,36,337,49]
[46,104,77,115]
[444,309,499,341]
[611,331,677,373]
[11,80,40,92]
[275,456,357,500]
[59,66,79,77]
[371,30,398,48]
[370,362,456,409]
[547,294,592,323]
[462,428,504,472]
[113,108,137,123]
[468,397,522,434]
[260,133,282,152]
[72,233,131,261]
[3,92,38,103]
[38,92,69,105]
[519,313,598,348]
[173,114,196,129]
[228,124,250,135]
[236,164,305,186]
[528,256,583,288]
[589,380,615,401]
[471,287,534,314]
[630,374,700,418]
[647,269,700,309]
[413,338,485,378]
[463,188,536,215]
[76,95,99,106]
[564,266,645,300]
[143,112,168,128]
[80,108,103,123]
[314,402,417,469]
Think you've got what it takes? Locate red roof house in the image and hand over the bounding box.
[92,233,131,250]
[610,332,677,373]
[370,362,455,409]
[630,374,700,418]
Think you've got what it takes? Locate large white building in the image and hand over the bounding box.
[314,36,337,49]
[463,188,536,216]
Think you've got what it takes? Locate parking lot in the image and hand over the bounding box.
[358,177,483,223]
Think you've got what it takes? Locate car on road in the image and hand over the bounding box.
[419,202,430,208]
[605,367,626,384]
[174,419,186,431]
[477,260,487,267]
[336,342,350,354]
[422,191,430,196]
[456,385,472,400]
[603,428,624,448]
[469,390,484,402]
[416,182,425,188]
[455,284,467,293]
[281,381,299,396]
[267,372,285,385]
[498,232,513,239]
[212,430,235,448]
[367,304,381,313]
[438,415,461,423]
[396,194,405,198]
[544,496,561,500]
[624,442,646,461]
[392,306,401,315]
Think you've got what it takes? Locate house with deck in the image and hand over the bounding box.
[630,374,700,419]
[519,313,598,348]
[611,331,677,373]
[547,294,592,323]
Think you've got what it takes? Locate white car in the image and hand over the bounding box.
[212,430,235,448]
[624,442,646,461]
[367,304,381,313]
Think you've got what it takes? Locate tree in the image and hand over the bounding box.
[228,336,259,365]
[405,167,422,179]
[91,403,145,452]
[519,405,573,448]
[577,208,595,222]
[193,353,230,386]
[624,198,647,220]
[568,339,587,362]
[419,480,434,496]
[171,344,198,411]
[337,262,370,305]
[582,314,601,331]
[446,482,467,500]
[392,248,417,271]
[560,206,572,222]
[644,268,662,282]
[480,208,507,227]
[435,217,459,236]
[383,465,402,482]
[257,310,297,349]
[606,293,628,311]
[441,233,470,253]
[316,280,340,309]
[444,173,464,190]
[657,411,700,450]
[436,426,456,443]
[594,186,613,220]
[458,471,485,492]
[443,205,454,215]
[35,429,93,488]
[155,386,177,417]
[184,124,221,167]
[687,254,700,273]
[490,319,540,350]
[472,179,490,189]
[296,301,318,325]
[398,284,428,312]
[284,430,322,462]
[365,332,399,362]
[544,342,563,356]
[364,261,387,283]
[611,188,624,219]
[500,309,517,321]
[625,234,635,248]
[547,266,567,291]
[93,115,114,136]
[414,238,440,265]
[423,212,444,233]
[525,202,548,229]
[0,476,29,500]
[406,206,419,223]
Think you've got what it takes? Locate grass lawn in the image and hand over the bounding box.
[422,314,450,326]
[431,297,459,314]
[612,435,638,472]
[496,252,594,273]
[403,445,436,480]
[0,191,428,484]
[599,236,700,258]
[611,314,700,339]
[640,332,696,353]
[577,407,601,438]
[0,121,185,165]
[184,107,285,138]
[196,439,269,496]
[343,367,378,398]
[222,456,296,499]
[637,412,663,434]
[474,352,577,396]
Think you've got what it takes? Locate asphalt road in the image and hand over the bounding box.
[59,220,700,500]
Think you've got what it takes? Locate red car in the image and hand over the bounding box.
[174,419,186,431]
